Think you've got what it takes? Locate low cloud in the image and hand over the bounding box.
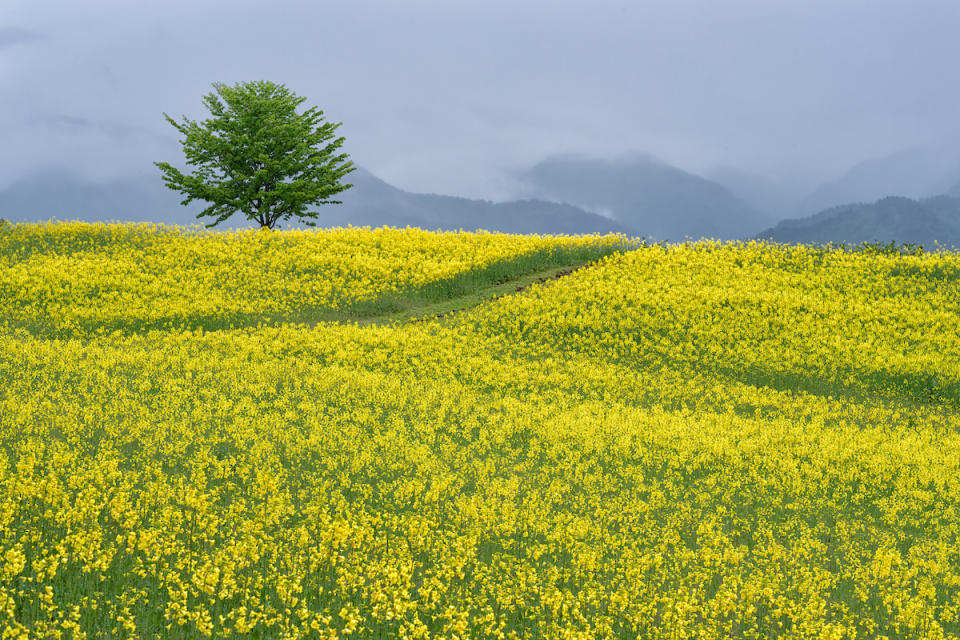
[29,114,152,140]
[3,0,960,205]
[0,27,43,49]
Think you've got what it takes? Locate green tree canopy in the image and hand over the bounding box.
[155,80,355,230]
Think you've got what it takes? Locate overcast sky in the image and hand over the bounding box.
[2,0,960,199]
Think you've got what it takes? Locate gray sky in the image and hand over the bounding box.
[3,0,960,200]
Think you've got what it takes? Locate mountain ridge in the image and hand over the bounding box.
[794,148,960,217]
[517,153,773,240]
[757,194,960,248]
[0,167,635,236]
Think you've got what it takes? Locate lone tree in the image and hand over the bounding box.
[156,80,355,230]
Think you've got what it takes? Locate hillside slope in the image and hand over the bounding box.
[4,233,960,637]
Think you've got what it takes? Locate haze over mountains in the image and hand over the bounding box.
[4,147,960,248]
[0,170,212,227]
[758,196,960,249]
[744,147,960,249]
[792,148,960,218]
[516,153,774,241]
[5,0,960,249]
[0,167,631,235]
[320,169,634,235]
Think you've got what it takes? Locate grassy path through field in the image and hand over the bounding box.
[311,260,601,327]
[362,263,586,326]
[284,243,635,328]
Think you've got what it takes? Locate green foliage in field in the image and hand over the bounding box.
[155,80,355,230]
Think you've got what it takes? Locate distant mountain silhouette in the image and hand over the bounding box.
[0,169,215,227]
[796,149,960,216]
[319,168,635,235]
[0,167,633,235]
[758,195,960,248]
[517,153,771,240]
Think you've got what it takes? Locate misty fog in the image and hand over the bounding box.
[3,0,960,238]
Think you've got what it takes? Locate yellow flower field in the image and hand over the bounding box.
[0,222,627,337]
[1,224,959,638]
